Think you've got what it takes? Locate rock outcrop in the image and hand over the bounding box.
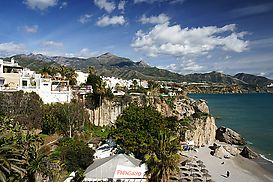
[223,145,240,156]
[240,146,258,159]
[185,116,216,147]
[88,99,127,126]
[195,99,209,113]
[216,126,246,145]
[88,95,216,147]
[213,146,230,159]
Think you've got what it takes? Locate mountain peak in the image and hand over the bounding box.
[97,52,117,59]
[136,60,149,67]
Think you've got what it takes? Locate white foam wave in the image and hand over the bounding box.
[246,141,253,145]
[260,154,273,164]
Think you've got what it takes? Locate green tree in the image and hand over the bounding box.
[0,137,27,181]
[144,131,180,182]
[110,104,181,182]
[132,79,138,89]
[111,104,180,158]
[0,117,28,181]
[41,66,58,78]
[148,80,160,90]
[42,112,59,135]
[42,102,89,137]
[85,67,112,125]
[59,138,94,172]
[0,91,44,129]
[64,67,78,86]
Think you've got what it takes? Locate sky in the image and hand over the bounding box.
[0,0,273,78]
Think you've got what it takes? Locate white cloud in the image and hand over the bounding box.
[59,1,67,9]
[181,59,203,71]
[0,42,27,57]
[23,0,58,10]
[231,3,273,18]
[23,25,38,33]
[159,59,203,74]
[118,0,126,13]
[139,14,170,24]
[96,15,125,27]
[94,0,115,13]
[134,0,185,4]
[78,48,98,58]
[131,22,248,57]
[78,14,92,24]
[42,40,63,48]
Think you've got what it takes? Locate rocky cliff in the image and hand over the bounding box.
[184,116,216,147]
[88,95,216,147]
[88,99,127,126]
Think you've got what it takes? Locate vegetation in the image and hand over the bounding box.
[0,91,44,129]
[85,66,113,109]
[0,116,62,181]
[58,138,94,172]
[42,102,89,137]
[110,104,182,181]
[0,92,98,181]
[41,65,78,86]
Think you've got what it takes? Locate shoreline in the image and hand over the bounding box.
[185,146,273,182]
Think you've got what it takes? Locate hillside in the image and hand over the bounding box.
[185,71,248,85]
[234,73,272,87]
[3,53,272,88]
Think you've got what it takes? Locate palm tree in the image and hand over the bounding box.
[41,66,51,78]
[145,130,181,182]
[64,68,78,86]
[88,66,96,76]
[95,81,107,126]
[0,135,27,181]
[59,65,66,80]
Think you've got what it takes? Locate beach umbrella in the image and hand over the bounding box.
[199,164,206,169]
[194,164,199,167]
[181,172,189,177]
[205,179,215,182]
[180,167,188,171]
[191,173,202,178]
[203,173,211,181]
[193,178,203,182]
[201,169,208,173]
[170,176,179,180]
[192,167,200,172]
[179,177,191,182]
[180,158,190,166]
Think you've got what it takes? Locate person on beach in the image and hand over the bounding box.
[227,171,230,178]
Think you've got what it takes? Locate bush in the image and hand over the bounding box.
[59,138,94,172]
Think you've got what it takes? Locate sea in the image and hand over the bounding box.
[189,93,273,168]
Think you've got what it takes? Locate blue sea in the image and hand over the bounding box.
[189,93,273,163]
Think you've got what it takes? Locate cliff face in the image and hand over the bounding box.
[88,99,127,126]
[88,95,216,147]
[184,116,216,147]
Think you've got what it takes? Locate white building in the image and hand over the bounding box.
[0,59,72,104]
[75,71,89,86]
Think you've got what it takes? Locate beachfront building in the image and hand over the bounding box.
[102,77,149,93]
[83,154,147,182]
[75,71,89,86]
[0,58,72,104]
[0,58,23,89]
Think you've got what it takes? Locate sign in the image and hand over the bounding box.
[114,165,146,179]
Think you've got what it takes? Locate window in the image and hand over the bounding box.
[22,80,27,86]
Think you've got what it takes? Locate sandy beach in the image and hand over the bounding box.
[184,146,273,182]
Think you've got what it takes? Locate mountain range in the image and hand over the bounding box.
[3,53,273,88]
